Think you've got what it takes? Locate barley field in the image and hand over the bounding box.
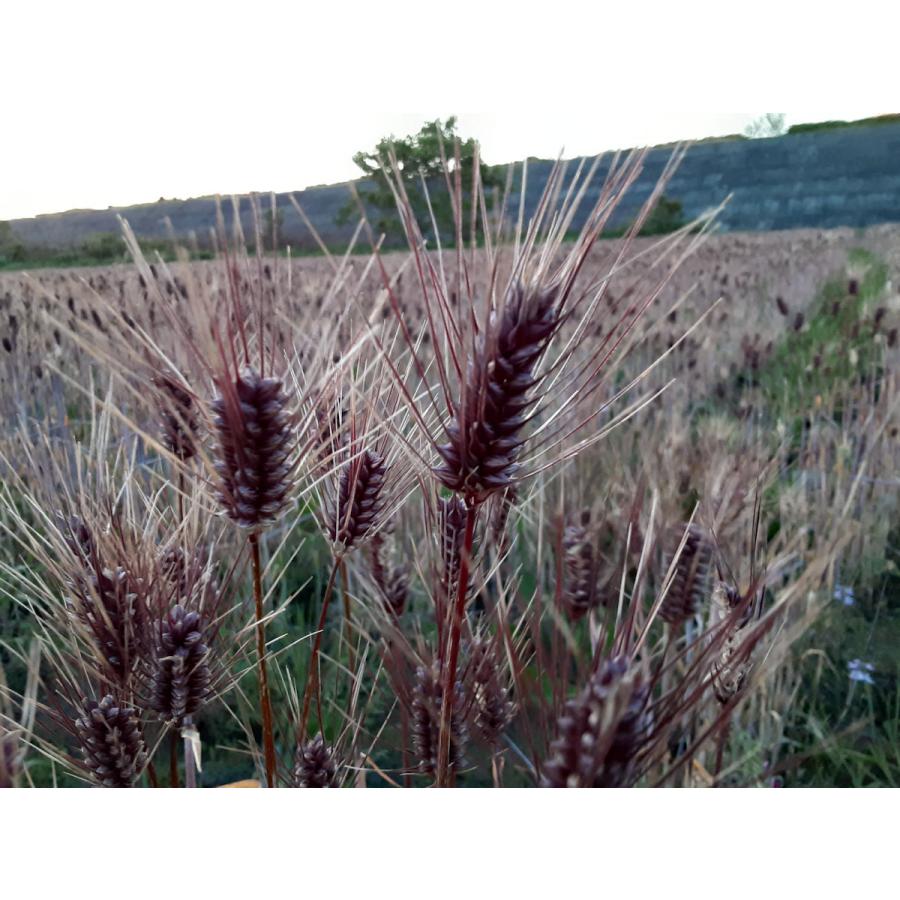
[1,161,898,789]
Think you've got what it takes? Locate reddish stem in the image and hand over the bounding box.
[714,718,730,785]
[435,501,477,787]
[339,558,356,679]
[169,730,180,788]
[300,556,342,739]
[176,471,185,526]
[250,532,277,788]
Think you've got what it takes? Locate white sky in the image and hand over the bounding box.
[2,2,894,221]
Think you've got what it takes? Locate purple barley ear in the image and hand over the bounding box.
[488,485,519,554]
[159,545,189,595]
[148,604,212,723]
[660,523,713,627]
[368,532,409,618]
[710,581,755,705]
[293,733,339,788]
[466,637,515,747]
[438,496,467,602]
[540,657,651,788]
[211,367,295,530]
[411,661,468,777]
[560,510,600,621]
[152,372,199,462]
[848,278,858,296]
[74,695,148,788]
[434,280,561,504]
[775,296,789,316]
[58,514,143,684]
[159,543,219,604]
[310,386,347,467]
[58,513,94,563]
[326,449,386,552]
[712,580,754,630]
[712,632,753,706]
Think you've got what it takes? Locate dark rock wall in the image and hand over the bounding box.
[10,122,900,249]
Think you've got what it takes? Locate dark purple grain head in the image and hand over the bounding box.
[435,281,560,503]
[211,368,294,530]
[75,695,148,788]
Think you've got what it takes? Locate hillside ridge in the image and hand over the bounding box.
[8,121,900,250]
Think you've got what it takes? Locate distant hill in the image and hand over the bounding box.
[8,119,900,252]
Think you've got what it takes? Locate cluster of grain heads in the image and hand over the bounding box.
[4,155,881,790]
[310,383,347,467]
[371,144,703,786]
[411,660,468,780]
[57,513,145,686]
[293,734,339,788]
[48,502,228,786]
[659,523,714,627]
[488,485,518,555]
[303,437,393,738]
[436,495,467,636]
[710,581,755,706]
[465,637,515,749]
[155,540,227,787]
[147,604,211,723]
[298,335,421,742]
[559,510,601,621]
[326,448,387,551]
[152,372,199,462]
[541,657,650,788]
[75,695,148,788]
[433,281,563,503]
[368,530,409,618]
[210,366,297,787]
[211,368,295,530]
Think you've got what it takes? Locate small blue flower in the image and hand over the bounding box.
[833,584,855,607]
[847,659,875,685]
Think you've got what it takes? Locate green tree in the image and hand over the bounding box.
[639,196,686,236]
[743,113,787,139]
[338,117,501,245]
[0,221,27,266]
[80,232,125,263]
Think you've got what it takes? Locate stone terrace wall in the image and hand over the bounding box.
[10,122,900,250]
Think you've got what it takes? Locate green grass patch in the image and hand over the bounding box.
[757,249,887,421]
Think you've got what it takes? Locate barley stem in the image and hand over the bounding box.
[339,557,356,680]
[176,470,185,526]
[249,531,277,788]
[183,715,197,788]
[169,729,180,788]
[300,555,342,739]
[400,703,412,788]
[436,501,477,787]
[714,719,730,783]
